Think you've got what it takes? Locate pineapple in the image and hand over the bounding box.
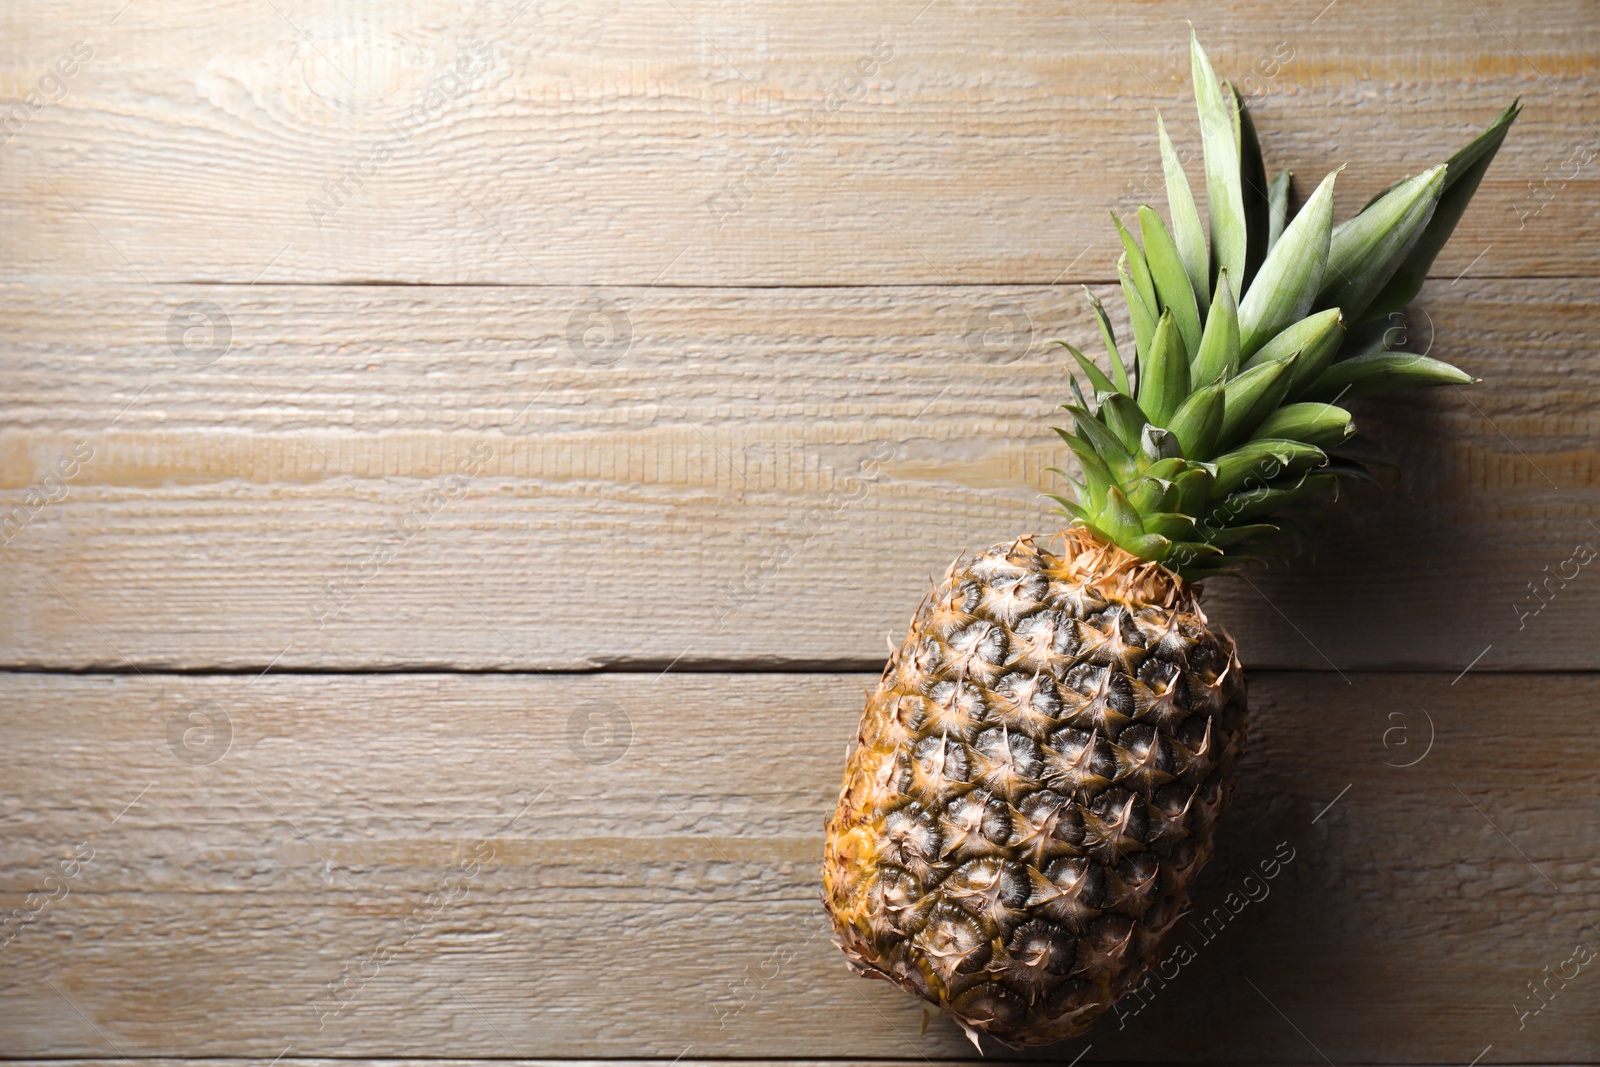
[822,33,1518,1048]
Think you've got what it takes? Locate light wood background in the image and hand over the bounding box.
[2,2,1596,1064]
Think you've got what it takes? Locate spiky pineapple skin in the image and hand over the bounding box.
[822,528,1247,1046]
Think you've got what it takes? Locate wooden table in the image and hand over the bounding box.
[3,2,1597,1062]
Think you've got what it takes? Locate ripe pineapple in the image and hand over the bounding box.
[823,34,1518,1048]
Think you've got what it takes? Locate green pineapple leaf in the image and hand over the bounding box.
[1067,370,1089,410]
[1140,205,1203,356]
[1125,476,1172,515]
[1232,84,1272,290]
[1204,522,1282,549]
[1142,457,1189,486]
[1083,287,1132,394]
[1191,269,1240,386]
[1125,532,1175,561]
[1237,168,1338,358]
[1218,356,1296,449]
[1120,256,1159,362]
[1302,351,1475,402]
[1266,169,1293,251]
[1068,407,1138,476]
[1114,212,1160,321]
[1157,111,1210,313]
[1322,459,1381,485]
[1054,429,1115,508]
[1046,492,1092,524]
[1100,393,1151,452]
[1172,466,1216,514]
[1142,511,1200,542]
[1212,438,1327,497]
[1191,32,1246,287]
[1251,402,1355,449]
[1057,341,1118,397]
[1244,306,1345,396]
[1137,310,1190,424]
[1318,164,1448,324]
[1102,485,1148,541]
[1209,471,1333,525]
[1166,379,1226,459]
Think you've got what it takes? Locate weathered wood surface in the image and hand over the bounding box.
[1,672,1597,1062]
[0,1,1592,284]
[3,1,1597,1063]
[11,1063,1595,1067]
[2,279,1596,672]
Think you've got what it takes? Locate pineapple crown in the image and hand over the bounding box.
[1053,32,1519,583]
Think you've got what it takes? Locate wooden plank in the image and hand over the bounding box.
[1,671,1597,1061]
[3,279,1596,672]
[0,1062,1344,1067]
[14,1063,1594,1067]
[0,0,1591,284]
[0,1063,1490,1067]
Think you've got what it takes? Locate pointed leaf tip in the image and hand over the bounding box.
[1364,101,1521,320]
[1320,164,1448,324]
[1191,34,1246,288]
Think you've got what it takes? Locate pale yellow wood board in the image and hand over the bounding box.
[2,279,1596,671]
[1,3,1595,1065]
[0,1,1590,284]
[1,672,1596,1060]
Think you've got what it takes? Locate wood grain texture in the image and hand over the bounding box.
[15,1063,1596,1067]
[2,3,1596,1065]
[0,0,1592,284]
[2,279,1596,672]
[2,671,1597,1061]
[23,1062,1571,1067]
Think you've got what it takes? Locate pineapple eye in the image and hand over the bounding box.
[993,670,1065,721]
[1016,789,1084,845]
[978,572,1050,623]
[951,981,1029,1032]
[1076,915,1138,979]
[1047,726,1106,768]
[1006,918,1076,977]
[1136,656,1185,691]
[925,679,990,737]
[976,794,1012,843]
[1116,724,1172,770]
[973,727,1043,780]
[916,906,991,979]
[1060,665,1138,738]
[888,694,928,733]
[949,857,1031,910]
[1047,580,1109,619]
[872,868,924,931]
[949,621,1007,664]
[1117,853,1162,895]
[912,735,971,784]
[882,805,942,862]
[953,580,983,613]
[940,791,1012,857]
[1087,787,1149,848]
[1025,609,1075,650]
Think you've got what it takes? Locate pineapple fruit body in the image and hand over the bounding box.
[823,527,1246,1046]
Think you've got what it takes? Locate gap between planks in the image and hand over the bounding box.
[23,273,1576,289]
[1,663,1596,677]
